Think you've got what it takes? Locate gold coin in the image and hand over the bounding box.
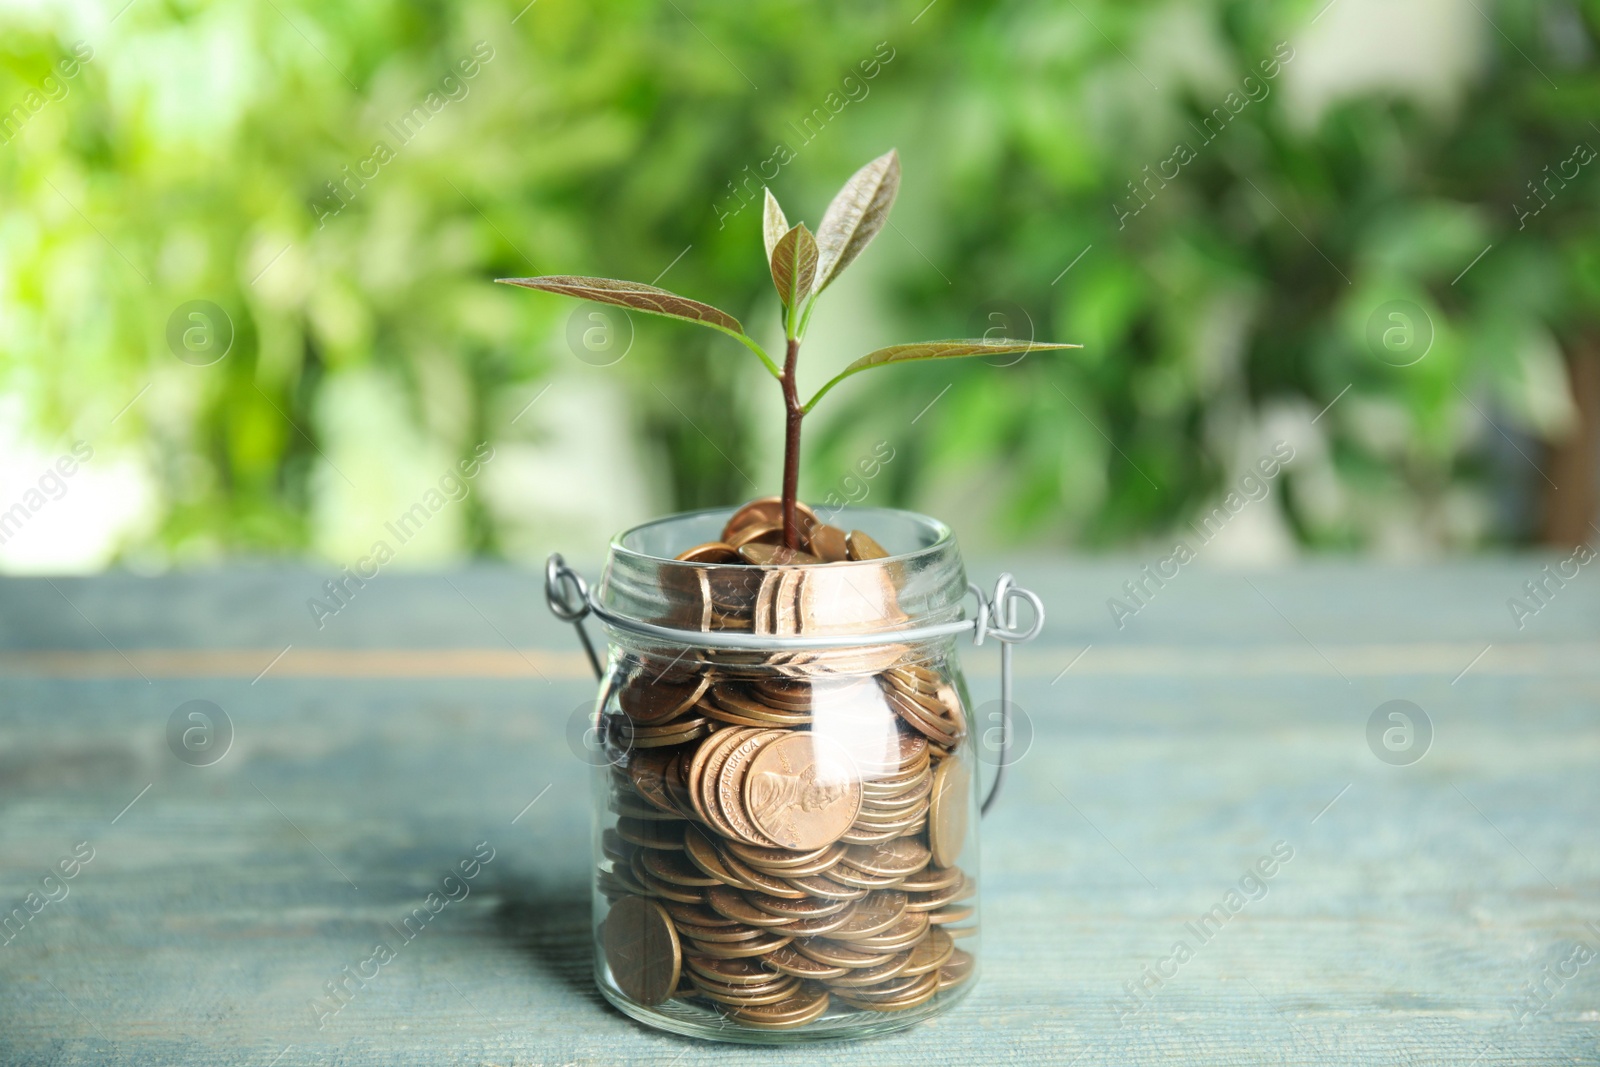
[808,523,850,562]
[900,927,955,977]
[725,985,830,1029]
[844,529,889,561]
[763,945,849,980]
[675,541,743,564]
[602,895,681,1006]
[826,889,909,941]
[937,948,976,990]
[927,759,970,868]
[743,731,864,850]
[686,930,792,959]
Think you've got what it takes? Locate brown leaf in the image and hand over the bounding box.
[762,189,789,266]
[496,275,744,335]
[769,223,818,311]
[813,150,901,294]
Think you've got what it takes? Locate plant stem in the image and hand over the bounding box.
[781,337,803,550]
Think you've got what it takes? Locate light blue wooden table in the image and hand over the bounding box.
[1,561,1596,1065]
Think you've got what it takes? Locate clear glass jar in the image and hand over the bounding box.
[586,506,981,1043]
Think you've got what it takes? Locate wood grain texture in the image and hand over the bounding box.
[0,561,1596,1066]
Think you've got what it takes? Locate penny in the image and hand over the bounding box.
[907,873,974,912]
[716,729,786,847]
[901,927,955,977]
[928,759,970,868]
[835,969,939,1011]
[662,900,736,928]
[844,529,889,561]
[641,848,720,888]
[675,541,743,564]
[610,792,683,822]
[722,497,818,544]
[898,864,963,894]
[686,930,792,959]
[686,725,743,826]
[603,895,681,1006]
[698,727,758,841]
[739,543,822,567]
[826,889,908,941]
[847,909,930,953]
[809,523,850,562]
[628,721,710,749]
[683,825,751,889]
[825,950,913,988]
[726,986,830,1029]
[725,520,785,550]
[836,972,923,999]
[717,850,809,899]
[615,817,688,852]
[928,903,974,926]
[825,862,905,891]
[627,751,683,815]
[691,974,801,1007]
[632,857,703,904]
[743,732,863,850]
[704,885,797,929]
[776,907,857,938]
[684,955,785,986]
[618,669,711,726]
[723,838,842,874]
[937,948,976,990]
[764,944,849,980]
[744,891,850,920]
[674,921,766,944]
[783,873,869,901]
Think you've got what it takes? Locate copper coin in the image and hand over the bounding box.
[723,838,842,874]
[928,904,974,926]
[722,497,818,543]
[928,759,970,868]
[663,900,736,928]
[641,848,720,888]
[844,529,889,561]
[601,827,633,866]
[826,889,909,941]
[744,891,850,920]
[727,520,785,551]
[794,939,899,970]
[615,817,688,852]
[907,873,974,912]
[610,792,682,823]
[699,727,759,841]
[809,523,850,562]
[717,729,786,847]
[825,950,914,988]
[901,927,956,977]
[777,907,859,938]
[602,895,681,1006]
[743,731,864,850]
[783,873,869,901]
[685,955,785,987]
[764,944,849,979]
[726,985,830,1029]
[683,825,751,889]
[626,751,682,815]
[691,974,802,1007]
[704,885,796,928]
[825,862,904,890]
[686,726,743,825]
[835,972,923,999]
[716,850,809,899]
[676,541,742,564]
[937,948,976,990]
[836,969,940,1011]
[618,669,711,726]
[848,909,930,953]
[675,921,766,944]
[686,931,792,959]
[898,864,963,894]
[739,542,822,566]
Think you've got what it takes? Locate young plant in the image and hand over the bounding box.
[498,150,1080,550]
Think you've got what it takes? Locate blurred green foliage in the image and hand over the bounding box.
[1,0,1597,562]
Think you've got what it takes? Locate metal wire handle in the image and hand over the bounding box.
[543,553,1044,815]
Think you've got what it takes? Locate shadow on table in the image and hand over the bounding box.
[490,878,597,999]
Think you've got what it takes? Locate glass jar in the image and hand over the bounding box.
[552,506,1027,1044]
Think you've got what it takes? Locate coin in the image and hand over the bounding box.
[690,973,802,1007]
[725,986,830,1029]
[603,895,681,1006]
[739,543,822,566]
[676,541,743,564]
[937,948,976,990]
[900,927,955,977]
[927,904,974,926]
[615,817,689,852]
[705,885,798,929]
[825,950,913,988]
[834,969,939,1011]
[618,669,711,725]
[683,825,751,889]
[684,955,784,986]
[722,497,818,544]
[764,944,850,979]
[641,848,720,888]
[783,873,870,901]
[927,759,970,868]
[809,523,850,562]
[716,729,786,847]
[898,864,963,894]
[726,520,784,550]
[846,909,929,953]
[743,732,864,850]
[722,838,842,874]
[845,529,889,561]
[825,889,908,941]
[794,938,900,970]
[663,900,736,928]
[744,891,850,920]
[686,930,792,959]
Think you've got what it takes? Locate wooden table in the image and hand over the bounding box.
[2,561,1595,1065]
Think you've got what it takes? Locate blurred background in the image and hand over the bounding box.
[1,0,1597,574]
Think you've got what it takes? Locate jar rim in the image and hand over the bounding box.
[608,505,954,570]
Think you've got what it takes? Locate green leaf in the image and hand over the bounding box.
[762,189,789,265]
[770,223,818,314]
[812,149,901,294]
[496,275,780,377]
[803,337,1082,412]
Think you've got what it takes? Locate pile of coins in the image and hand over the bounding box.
[594,500,978,1029]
